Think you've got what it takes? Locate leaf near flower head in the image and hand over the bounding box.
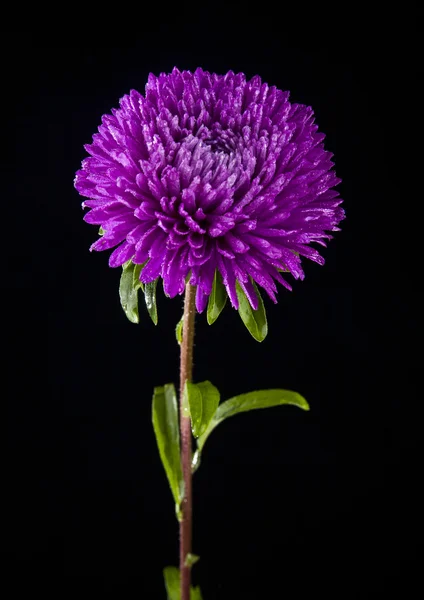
[119,261,140,324]
[236,280,268,342]
[133,262,144,291]
[207,270,227,325]
[119,260,158,324]
[144,278,158,325]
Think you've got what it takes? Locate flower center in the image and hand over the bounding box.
[202,129,238,155]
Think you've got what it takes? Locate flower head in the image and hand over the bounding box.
[75,67,344,313]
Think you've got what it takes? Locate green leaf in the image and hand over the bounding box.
[185,553,200,567]
[191,586,203,600]
[163,567,180,600]
[207,270,227,325]
[197,389,309,453]
[191,448,201,473]
[236,280,268,342]
[119,261,139,324]
[152,384,183,511]
[144,278,158,325]
[185,381,220,438]
[133,262,145,291]
[163,567,203,600]
[176,317,183,345]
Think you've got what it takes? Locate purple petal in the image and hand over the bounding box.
[90,230,127,251]
[140,254,164,283]
[217,255,238,309]
[108,242,135,267]
[163,246,190,297]
[238,278,259,310]
[195,286,209,313]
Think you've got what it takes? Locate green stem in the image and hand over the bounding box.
[179,283,196,600]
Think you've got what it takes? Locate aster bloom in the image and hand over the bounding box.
[75,67,344,314]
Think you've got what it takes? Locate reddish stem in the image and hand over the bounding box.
[179,283,196,600]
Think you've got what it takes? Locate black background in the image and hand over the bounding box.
[6,22,420,600]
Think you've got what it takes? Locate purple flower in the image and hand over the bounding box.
[75,67,344,313]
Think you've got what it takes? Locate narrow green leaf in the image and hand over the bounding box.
[152,384,183,510]
[191,449,201,473]
[144,279,158,324]
[176,317,183,345]
[197,389,309,453]
[207,270,227,325]
[175,503,183,522]
[185,381,220,438]
[163,567,203,600]
[185,553,200,567]
[163,567,180,600]
[191,586,203,600]
[119,261,139,324]
[236,280,268,342]
[133,262,145,291]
